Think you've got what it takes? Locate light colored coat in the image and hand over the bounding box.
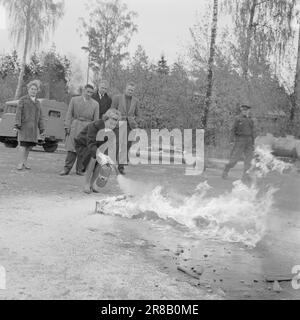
[65,96,99,152]
[111,94,139,129]
[15,95,45,143]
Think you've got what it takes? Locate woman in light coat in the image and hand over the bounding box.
[59,84,99,175]
[14,80,45,170]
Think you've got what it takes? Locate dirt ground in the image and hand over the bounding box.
[0,144,300,300]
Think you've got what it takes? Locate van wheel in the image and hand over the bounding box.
[43,143,58,153]
[4,141,18,148]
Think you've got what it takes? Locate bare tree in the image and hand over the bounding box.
[222,0,296,79]
[290,5,300,125]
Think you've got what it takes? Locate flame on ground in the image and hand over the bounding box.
[97,146,292,248]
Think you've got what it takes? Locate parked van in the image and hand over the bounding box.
[0,99,68,153]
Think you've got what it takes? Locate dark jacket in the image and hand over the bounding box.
[230,115,255,143]
[75,120,116,170]
[15,95,45,143]
[75,120,106,158]
[92,92,112,120]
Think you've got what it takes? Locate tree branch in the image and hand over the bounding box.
[256,0,271,6]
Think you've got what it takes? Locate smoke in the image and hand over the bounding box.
[117,175,156,197]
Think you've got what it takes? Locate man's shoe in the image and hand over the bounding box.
[17,163,24,171]
[76,171,85,176]
[84,186,92,194]
[118,165,125,175]
[59,170,69,176]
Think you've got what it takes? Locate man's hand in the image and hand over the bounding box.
[102,154,114,166]
[105,155,115,166]
[96,152,114,166]
[40,131,46,140]
[128,116,138,129]
[14,125,21,131]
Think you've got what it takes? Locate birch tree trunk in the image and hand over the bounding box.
[14,13,30,99]
[292,24,300,125]
[202,0,218,129]
[242,0,257,79]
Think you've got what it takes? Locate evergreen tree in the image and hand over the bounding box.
[157,55,170,75]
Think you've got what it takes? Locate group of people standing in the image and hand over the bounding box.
[59,80,139,178]
[14,79,139,190]
[13,79,256,187]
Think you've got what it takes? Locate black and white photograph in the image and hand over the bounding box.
[0,0,300,303]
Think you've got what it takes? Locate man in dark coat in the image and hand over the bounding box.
[111,82,139,174]
[222,104,256,182]
[92,80,112,120]
[74,109,121,194]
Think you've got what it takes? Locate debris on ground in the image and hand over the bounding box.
[177,266,202,280]
[216,288,226,297]
[273,281,283,293]
[265,275,293,283]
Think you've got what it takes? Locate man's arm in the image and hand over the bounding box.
[132,99,140,128]
[107,96,112,109]
[65,98,75,133]
[93,102,99,121]
[87,120,105,158]
[230,117,238,143]
[134,99,139,118]
[87,122,99,159]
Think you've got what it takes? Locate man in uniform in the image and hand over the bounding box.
[92,80,112,120]
[111,82,139,175]
[222,104,255,182]
[59,84,99,176]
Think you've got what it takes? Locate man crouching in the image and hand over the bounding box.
[74,109,122,194]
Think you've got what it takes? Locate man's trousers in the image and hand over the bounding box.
[223,136,254,176]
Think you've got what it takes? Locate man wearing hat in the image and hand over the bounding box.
[222,104,255,181]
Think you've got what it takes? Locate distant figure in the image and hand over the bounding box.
[60,84,99,176]
[92,80,112,120]
[111,82,139,174]
[74,109,121,194]
[14,80,45,171]
[222,104,255,182]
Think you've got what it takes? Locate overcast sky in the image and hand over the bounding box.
[0,0,207,65]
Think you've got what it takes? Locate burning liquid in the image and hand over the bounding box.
[99,146,292,247]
